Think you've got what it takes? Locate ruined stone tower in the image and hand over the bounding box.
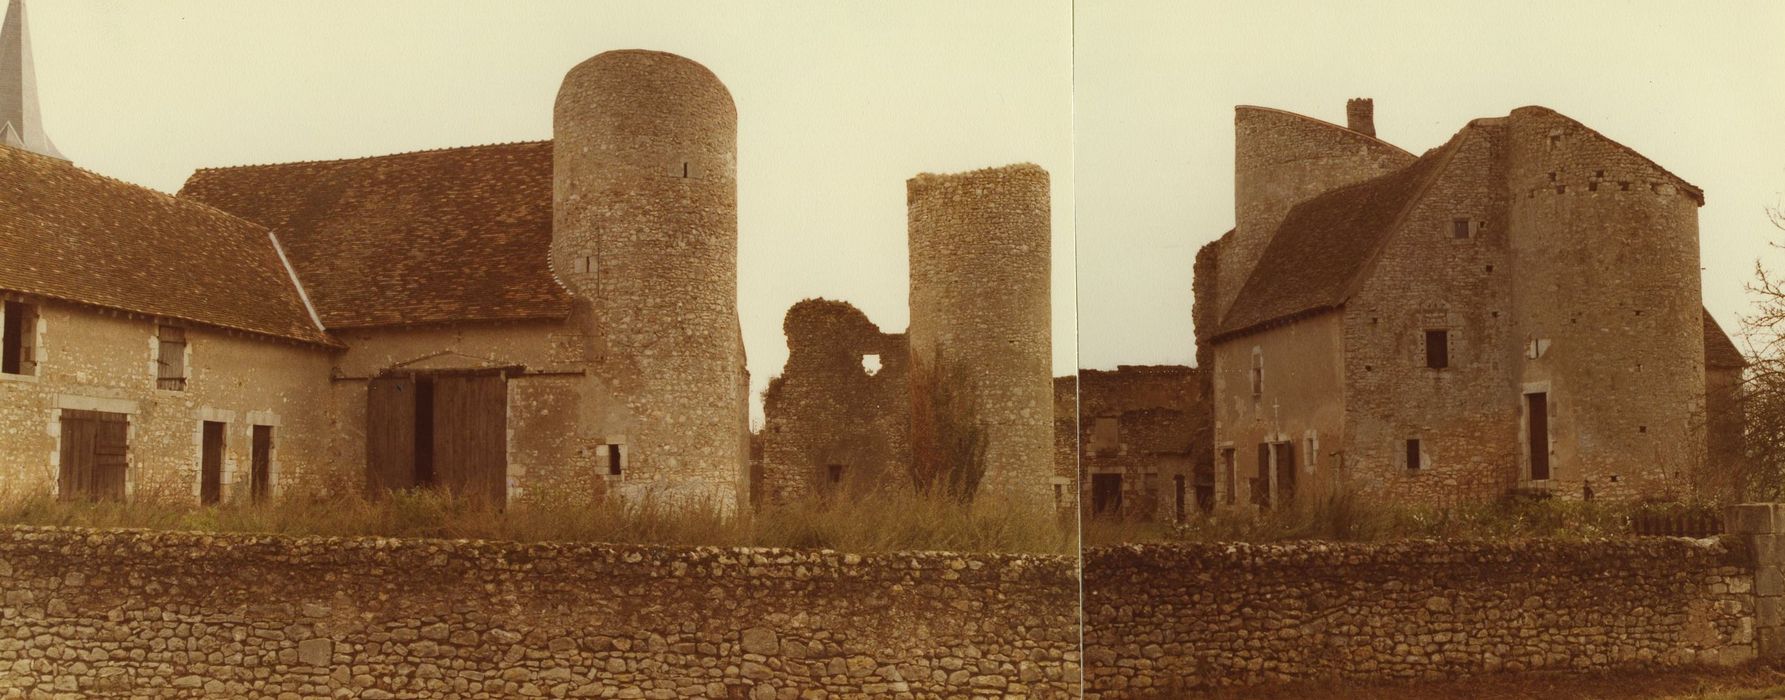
[552,50,748,509]
[1505,106,1706,499]
[907,164,1053,506]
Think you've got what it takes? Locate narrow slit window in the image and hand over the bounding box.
[157,325,188,390]
[1405,439,1422,471]
[606,444,623,476]
[2,300,37,376]
[1425,330,1450,369]
[1250,352,1264,396]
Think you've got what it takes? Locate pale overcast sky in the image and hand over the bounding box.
[25,1,1075,424]
[1076,0,1785,370]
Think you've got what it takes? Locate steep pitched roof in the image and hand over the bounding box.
[0,0,62,160]
[0,144,333,345]
[1214,137,1459,339]
[1704,311,1746,369]
[178,141,572,330]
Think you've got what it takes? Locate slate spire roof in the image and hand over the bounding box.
[0,0,63,160]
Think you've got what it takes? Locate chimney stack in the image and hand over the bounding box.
[1346,98,1375,138]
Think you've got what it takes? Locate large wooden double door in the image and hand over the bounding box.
[59,409,128,501]
[365,371,508,506]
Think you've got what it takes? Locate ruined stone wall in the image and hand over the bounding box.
[1209,312,1347,509]
[329,320,591,504]
[759,299,910,504]
[0,526,1079,698]
[1342,122,1520,504]
[1079,366,1204,520]
[1084,538,1757,697]
[552,50,748,511]
[1506,107,1707,501]
[1220,107,1414,321]
[908,164,1053,506]
[0,299,339,501]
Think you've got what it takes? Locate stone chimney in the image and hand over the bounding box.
[1346,98,1375,138]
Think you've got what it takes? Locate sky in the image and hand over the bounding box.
[23,0,1075,425]
[1075,0,1785,370]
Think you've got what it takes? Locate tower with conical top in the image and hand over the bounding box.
[0,0,64,160]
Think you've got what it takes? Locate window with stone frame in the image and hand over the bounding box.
[1423,329,1451,369]
[1250,350,1264,396]
[1,300,39,376]
[1405,438,1423,471]
[156,325,188,391]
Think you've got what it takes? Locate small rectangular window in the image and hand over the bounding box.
[1425,330,1449,369]
[157,325,188,391]
[1406,439,1422,471]
[606,444,623,475]
[1250,353,1264,396]
[826,464,844,484]
[2,300,37,376]
[1452,219,1471,239]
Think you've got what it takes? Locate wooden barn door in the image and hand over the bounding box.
[365,375,417,494]
[432,373,508,506]
[59,410,127,501]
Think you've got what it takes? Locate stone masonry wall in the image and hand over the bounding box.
[552,49,749,511]
[759,299,910,504]
[0,526,1079,698]
[0,299,339,502]
[1084,537,1760,698]
[907,163,1053,507]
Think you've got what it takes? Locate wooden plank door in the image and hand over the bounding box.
[366,374,417,495]
[250,426,272,503]
[58,410,97,501]
[431,373,507,506]
[200,421,225,504]
[1527,392,1550,480]
[94,414,128,500]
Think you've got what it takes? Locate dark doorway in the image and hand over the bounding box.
[200,421,225,505]
[250,426,273,504]
[58,410,128,501]
[1173,474,1187,522]
[366,370,508,505]
[1091,473,1122,516]
[1527,392,1550,480]
[1273,442,1297,505]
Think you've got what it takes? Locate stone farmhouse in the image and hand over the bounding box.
[758,165,1066,509]
[0,1,1062,513]
[1193,98,1746,508]
[1072,365,1210,521]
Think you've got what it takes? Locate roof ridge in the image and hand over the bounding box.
[188,139,552,174]
[0,142,275,226]
[1510,105,1703,205]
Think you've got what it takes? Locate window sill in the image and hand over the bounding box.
[0,372,40,384]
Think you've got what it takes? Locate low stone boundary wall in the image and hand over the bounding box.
[1084,537,1758,697]
[0,526,1079,698]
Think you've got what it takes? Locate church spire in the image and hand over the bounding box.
[0,0,63,160]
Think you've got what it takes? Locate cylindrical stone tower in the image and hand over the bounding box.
[907,163,1053,507]
[1506,106,1705,500]
[552,50,748,510]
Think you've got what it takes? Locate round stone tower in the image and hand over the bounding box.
[907,164,1053,507]
[1505,106,1705,499]
[551,50,747,510]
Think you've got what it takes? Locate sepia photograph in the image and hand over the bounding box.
[3,0,1785,698]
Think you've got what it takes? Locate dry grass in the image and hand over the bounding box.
[1084,489,1719,546]
[0,487,1075,555]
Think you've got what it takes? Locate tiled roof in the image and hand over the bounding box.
[178,141,572,330]
[1214,137,1458,339]
[0,144,334,346]
[1704,311,1746,369]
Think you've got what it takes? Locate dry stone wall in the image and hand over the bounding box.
[0,526,1079,698]
[1084,537,1759,698]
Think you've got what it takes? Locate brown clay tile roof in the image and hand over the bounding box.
[178,141,571,330]
[1704,311,1746,369]
[0,144,334,346]
[1214,138,1458,339]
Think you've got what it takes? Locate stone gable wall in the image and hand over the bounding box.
[1084,537,1758,697]
[0,526,1079,698]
